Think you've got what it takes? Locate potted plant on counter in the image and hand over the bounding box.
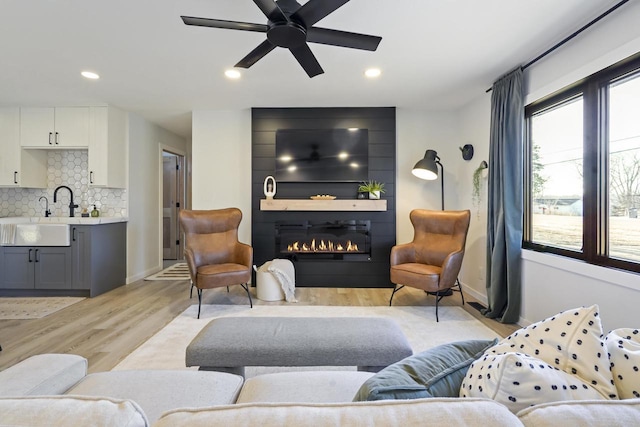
[358,180,385,200]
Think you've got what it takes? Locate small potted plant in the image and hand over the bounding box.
[358,180,385,200]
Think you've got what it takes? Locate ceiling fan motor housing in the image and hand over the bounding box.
[267,21,307,48]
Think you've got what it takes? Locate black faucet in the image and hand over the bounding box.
[38,196,51,217]
[53,186,79,217]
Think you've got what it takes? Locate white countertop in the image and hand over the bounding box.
[0,216,128,225]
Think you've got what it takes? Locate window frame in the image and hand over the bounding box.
[523,52,640,274]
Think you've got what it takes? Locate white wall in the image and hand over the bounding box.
[522,251,640,332]
[456,94,492,303]
[191,110,252,244]
[397,107,491,304]
[455,0,640,327]
[525,0,640,104]
[396,109,462,244]
[127,113,187,282]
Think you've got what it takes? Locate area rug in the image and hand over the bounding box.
[144,263,190,281]
[113,305,499,377]
[0,297,85,319]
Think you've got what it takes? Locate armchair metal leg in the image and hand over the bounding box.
[190,281,195,299]
[434,292,446,323]
[197,289,203,319]
[453,278,465,306]
[389,284,404,306]
[240,283,253,308]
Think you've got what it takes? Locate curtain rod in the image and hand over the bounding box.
[486,0,630,93]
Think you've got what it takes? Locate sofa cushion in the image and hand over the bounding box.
[0,395,148,427]
[353,338,498,401]
[516,398,640,426]
[605,328,640,399]
[484,305,617,400]
[460,351,605,413]
[0,354,87,397]
[66,370,243,424]
[238,371,374,404]
[154,398,523,427]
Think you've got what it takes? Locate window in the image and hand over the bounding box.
[524,53,640,273]
[528,96,584,251]
[608,72,640,263]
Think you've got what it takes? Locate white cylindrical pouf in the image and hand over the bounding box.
[256,262,285,301]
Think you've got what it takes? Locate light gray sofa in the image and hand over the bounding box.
[2,353,640,426]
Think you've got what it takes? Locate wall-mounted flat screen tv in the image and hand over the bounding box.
[275,128,368,182]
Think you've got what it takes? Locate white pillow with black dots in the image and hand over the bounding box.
[460,351,605,413]
[460,305,618,412]
[605,328,640,399]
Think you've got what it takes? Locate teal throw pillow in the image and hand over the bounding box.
[353,338,498,401]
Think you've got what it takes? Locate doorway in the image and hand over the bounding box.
[162,150,185,261]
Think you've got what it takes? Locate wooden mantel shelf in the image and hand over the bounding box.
[260,199,387,212]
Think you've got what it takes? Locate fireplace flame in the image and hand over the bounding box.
[287,239,359,253]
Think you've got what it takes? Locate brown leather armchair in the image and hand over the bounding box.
[179,208,253,318]
[389,209,471,321]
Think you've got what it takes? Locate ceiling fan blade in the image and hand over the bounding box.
[253,0,288,22]
[291,0,349,27]
[235,40,277,68]
[289,44,324,78]
[181,16,267,33]
[307,27,381,51]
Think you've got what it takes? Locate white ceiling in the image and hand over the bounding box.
[0,0,624,139]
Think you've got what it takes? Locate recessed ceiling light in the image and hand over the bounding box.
[225,69,241,79]
[364,68,381,78]
[338,152,349,160]
[81,71,100,80]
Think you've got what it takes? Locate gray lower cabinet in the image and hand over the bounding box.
[1,246,72,289]
[0,222,126,297]
[71,223,126,297]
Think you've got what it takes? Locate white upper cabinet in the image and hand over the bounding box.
[88,106,126,188]
[20,107,90,148]
[0,108,47,188]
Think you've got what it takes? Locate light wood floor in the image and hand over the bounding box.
[0,279,517,373]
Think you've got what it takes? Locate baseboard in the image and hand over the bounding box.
[127,265,162,284]
[458,281,488,306]
[460,280,527,328]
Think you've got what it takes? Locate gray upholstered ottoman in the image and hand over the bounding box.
[185,317,413,377]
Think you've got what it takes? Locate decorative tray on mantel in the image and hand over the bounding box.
[310,195,337,200]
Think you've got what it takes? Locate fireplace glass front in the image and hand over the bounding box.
[275,220,371,261]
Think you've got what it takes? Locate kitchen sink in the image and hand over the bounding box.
[13,223,71,246]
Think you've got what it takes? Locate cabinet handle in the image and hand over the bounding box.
[72,227,77,242]
[14,171,18,184]
[90,171,94,184]
[28,248,33,262]
[48,132,53,145]
[35,249,40,262]
[55,132,59,145]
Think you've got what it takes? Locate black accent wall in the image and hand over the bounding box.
[252,107,396,288]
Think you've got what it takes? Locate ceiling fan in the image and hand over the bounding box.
[181,0,382,78]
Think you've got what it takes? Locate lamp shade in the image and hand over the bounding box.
[412,150,439,180]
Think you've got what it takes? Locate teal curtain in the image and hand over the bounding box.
[482,68,524,324]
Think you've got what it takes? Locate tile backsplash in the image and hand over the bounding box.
[0,150,127,218]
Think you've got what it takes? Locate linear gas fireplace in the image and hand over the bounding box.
[275,220,371,261]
